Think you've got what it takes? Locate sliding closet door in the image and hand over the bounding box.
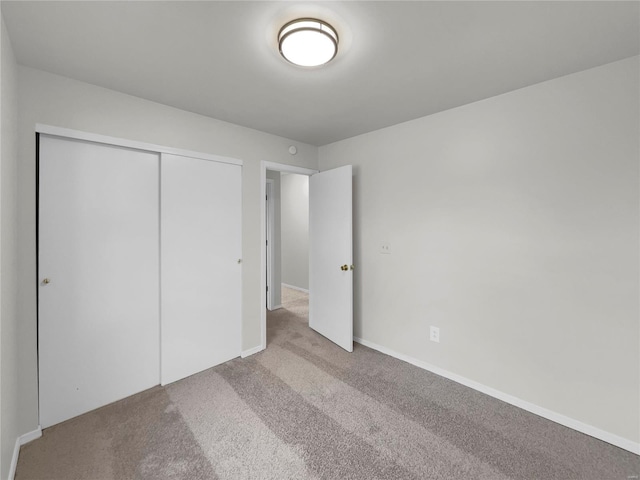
[161,153,242,385]
[39,135,160,428]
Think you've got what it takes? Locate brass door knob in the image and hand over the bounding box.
[42,278,51,285]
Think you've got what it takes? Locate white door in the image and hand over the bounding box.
[39,135,160,428]
[309,165,353,352]
[160,153,242,385]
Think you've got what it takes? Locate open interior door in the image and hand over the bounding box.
[309,165,353,352]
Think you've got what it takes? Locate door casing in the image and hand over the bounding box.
[265,179,274,310]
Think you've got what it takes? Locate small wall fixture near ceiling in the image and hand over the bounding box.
[278,18,338,67]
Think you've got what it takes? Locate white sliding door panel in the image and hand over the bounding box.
[309,165,353,352]
[39,135,160,428]
[161,154,242,385]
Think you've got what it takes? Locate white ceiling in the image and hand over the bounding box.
[2,1,638,146]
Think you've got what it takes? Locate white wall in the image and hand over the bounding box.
[16,66,318,439]
[281,174,309,291]
[0,13,19,479]
[319,57,639,446]
[266,170,282,308]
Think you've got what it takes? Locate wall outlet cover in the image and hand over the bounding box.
[430,326,440,343]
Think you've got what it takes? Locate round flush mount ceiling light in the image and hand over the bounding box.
[278,18,338,67]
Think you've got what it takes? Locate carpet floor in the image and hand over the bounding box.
[16,287,639,479]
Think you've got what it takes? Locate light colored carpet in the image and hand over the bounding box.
[16,287,640,479]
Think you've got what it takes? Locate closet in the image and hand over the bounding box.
[38,133,241,428]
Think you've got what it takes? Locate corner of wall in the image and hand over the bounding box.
[1,11,22,480]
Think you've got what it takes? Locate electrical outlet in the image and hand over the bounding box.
[430,326,440,343]
[380,242,391,254]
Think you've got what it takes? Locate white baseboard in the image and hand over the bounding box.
[8,439,20,480]
[353,337,640,456]
[8,427,42,480]
[281,283,309,294]
[19,428,42,445]
[241,345,265,358]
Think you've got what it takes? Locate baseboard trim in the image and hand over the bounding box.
[281,283,309,294]
[353,337,640,455]
[241,345,265,358]
[8,438,20,480]
[9,427,42,480]
[19,428,42,445]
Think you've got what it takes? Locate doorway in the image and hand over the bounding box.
[265,169,311,344]
[266,171,311,309]
[260,161,354,353]
[260,162,317,350]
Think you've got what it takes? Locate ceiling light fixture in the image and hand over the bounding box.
[278,18,338,67]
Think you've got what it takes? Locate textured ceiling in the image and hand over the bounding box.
[2,1,639,146]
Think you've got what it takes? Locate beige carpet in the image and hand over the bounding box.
[17,287,640,479]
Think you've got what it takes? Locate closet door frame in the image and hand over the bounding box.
[36,124,243,425]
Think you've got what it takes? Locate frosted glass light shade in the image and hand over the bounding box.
[278,19,338,67]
